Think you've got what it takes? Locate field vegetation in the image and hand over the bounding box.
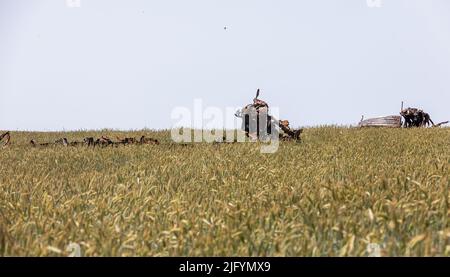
[0,127,449,256]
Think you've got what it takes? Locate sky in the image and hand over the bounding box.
[0,0,449,131]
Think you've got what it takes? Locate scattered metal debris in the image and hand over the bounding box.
[117,136,138,145]
[139,136,160,145]
[0,131,11,148]
[29,135,160,148]
[400,107,448,128]
[360,102,448,128]
[30,139,51,147]
[83,137,95,147]
[359,115,402,128]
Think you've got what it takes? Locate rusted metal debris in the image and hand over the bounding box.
[360,103,448,128]
[0,131,11,148]
[359,116,402,128]
[235,89,302,141]
[117,136,138,145]
[30,135,159,148]
[139,136,160,145]
[400,107,448,128]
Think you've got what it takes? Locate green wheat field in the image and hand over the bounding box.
[0,127,449,256]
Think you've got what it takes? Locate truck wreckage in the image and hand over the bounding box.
[234,89,303,141]
[359,103,448,128]
[400,107,448,128]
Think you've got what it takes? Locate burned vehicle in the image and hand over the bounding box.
[234,89,303,141]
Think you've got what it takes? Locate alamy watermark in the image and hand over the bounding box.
[170,99,280,153]
[366,0,382,8]
[366,243,382,257]
[66,0,81,8]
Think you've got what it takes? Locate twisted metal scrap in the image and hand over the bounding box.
[30,135,160,148]
[235,89,302,141]
[0,132,11,148]
[400,108,448,128]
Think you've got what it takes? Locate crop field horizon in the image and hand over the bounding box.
[0,127,449,256]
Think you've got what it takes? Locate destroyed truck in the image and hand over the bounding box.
[400,107,448,128]
[234,89,302,141]
[359,103,448,128]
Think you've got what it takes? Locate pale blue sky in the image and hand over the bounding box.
[1,0,449,130]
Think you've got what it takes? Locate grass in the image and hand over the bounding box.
[0,127,449,256]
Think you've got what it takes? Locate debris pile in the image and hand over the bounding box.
[359,104,448,128]
[359,116,402,128]
[30,135,159,148]
[0,131,10,148]
[235,89,302,141]
[400,107,448,128]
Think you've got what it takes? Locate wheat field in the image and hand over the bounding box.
[0,127,449,256]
